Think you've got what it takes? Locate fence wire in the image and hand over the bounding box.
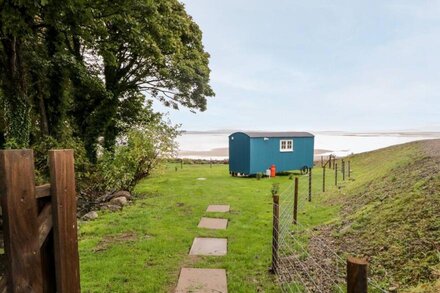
[272,175,388,293]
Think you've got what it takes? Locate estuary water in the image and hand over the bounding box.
[176,131,440,160]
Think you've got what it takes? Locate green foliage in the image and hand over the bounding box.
[92,0,214,149]
[0,1,41,147]
[271,183,280,195]
[31,135,91,187]
[3,95,31,148]
[2,139,20,150]
[0,0,213,156]
[97,121,179,192]
[0,0,212,198]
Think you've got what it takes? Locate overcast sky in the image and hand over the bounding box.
[153,0,440,132]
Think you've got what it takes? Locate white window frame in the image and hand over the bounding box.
[280,139,293,152]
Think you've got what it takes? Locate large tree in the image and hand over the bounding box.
[0,0,214,158]
[0,0,40,147]
[92,0,214,150]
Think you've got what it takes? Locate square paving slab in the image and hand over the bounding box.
[175,268,227,293]
[198,217,228,230]
[206,205,230,213]
[189,237,227,256]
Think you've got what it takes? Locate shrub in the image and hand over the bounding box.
[98,122,179,192]
[31,135,91,188]
[271,183,280,196]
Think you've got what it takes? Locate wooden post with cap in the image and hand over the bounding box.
[293,177,298,224]
[347,256,368,293]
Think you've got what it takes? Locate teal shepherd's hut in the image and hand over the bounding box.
[228,131,314,176]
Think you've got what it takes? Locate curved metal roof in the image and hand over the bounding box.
[232,131,314,138]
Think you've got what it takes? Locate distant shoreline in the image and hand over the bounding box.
[182,130,440,137]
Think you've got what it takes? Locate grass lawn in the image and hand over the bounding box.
[79,162,341,292]
[78,140,440,292]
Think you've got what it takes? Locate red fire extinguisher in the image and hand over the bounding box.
[270,164,276,177]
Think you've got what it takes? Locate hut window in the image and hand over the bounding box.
[280,139,293,152]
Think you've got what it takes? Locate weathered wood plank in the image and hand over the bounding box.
[35,184,51,199]
[0,150,43,292]
[37,195,56,293]
[37,203,53,249]
[40,229,56,293]
[49,150,80,293]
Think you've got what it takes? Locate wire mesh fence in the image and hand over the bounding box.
[270,170,389,293]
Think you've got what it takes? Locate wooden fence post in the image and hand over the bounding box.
[347,256,368,293]
[348,160,351,178]
[342,160,346,181]
[271,194,279,273]
[329,155,332,169]
[0,150,44,292]
[49,150,81,293]
[293,178,298,224]
[308,168,312,202]
[322,166,326,192]
[321,156,323,167]
[335,163,338,186]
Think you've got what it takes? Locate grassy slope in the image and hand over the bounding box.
[330,140,440,292]
[79,140,440,292]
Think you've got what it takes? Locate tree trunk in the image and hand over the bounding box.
[103,58,121,152]
[103,119,117,151]
[37,92,50,136]
[1,37,31,147]
[29,68,50,137]
[45,25,67,139]
[68,23,107,162]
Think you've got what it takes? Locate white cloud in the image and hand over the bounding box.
[159,0,440,131]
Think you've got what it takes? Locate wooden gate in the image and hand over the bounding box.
[0,149,80,292]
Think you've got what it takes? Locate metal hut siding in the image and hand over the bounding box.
[229,132,314,175]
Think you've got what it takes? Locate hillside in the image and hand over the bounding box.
[322,139,440,292]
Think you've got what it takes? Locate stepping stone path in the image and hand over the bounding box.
[175,204,230,292]
[198,217,228,230]
[189,237,227,256]
[175,268,227,293]
[206,204,230,213]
